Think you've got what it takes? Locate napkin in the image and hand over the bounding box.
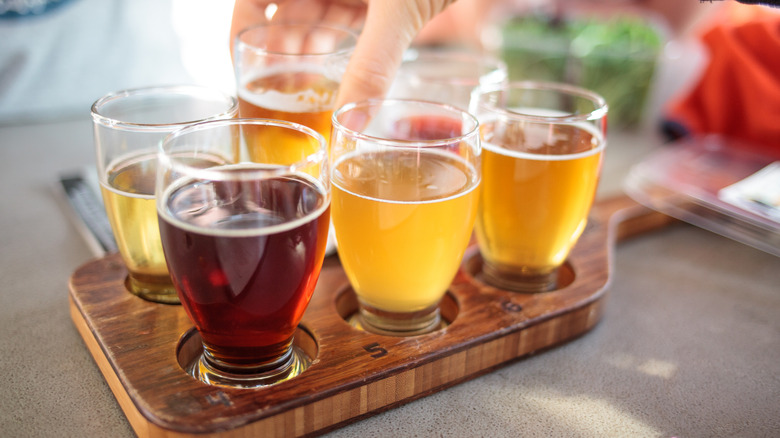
[663,10,780,153]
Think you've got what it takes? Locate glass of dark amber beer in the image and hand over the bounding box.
[92,86,238,304]
[469,81,608,292]
[234,22,358,162]
[156,118,330,388]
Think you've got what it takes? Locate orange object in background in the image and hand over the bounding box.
[664,4,780,152]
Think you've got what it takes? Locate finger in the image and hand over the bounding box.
[302,1,365,55]
[320,0,367,31]
[335,0,453,107]
[231,0,274,58]
[270,0,327,24]
[269,1,364,55]
[233,1,363,59]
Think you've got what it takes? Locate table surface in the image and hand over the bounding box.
[1,117,778,438]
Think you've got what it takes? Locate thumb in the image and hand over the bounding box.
[335,0,453,108]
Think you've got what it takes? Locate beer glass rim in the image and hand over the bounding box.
[235,22,359,57]
[91,85,239,132]
[332,98,480,148]
[159,118,327,181]
[399,48,508,88]
[471,81,608,124]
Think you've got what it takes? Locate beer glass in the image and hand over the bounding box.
[234,22,358,162]
[469,81,608,292]
[92,86,238,304]
[157,119,330,388]
[331,100,481,336]
[388,48,507,110]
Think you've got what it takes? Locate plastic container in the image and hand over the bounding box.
[624,135,780,257]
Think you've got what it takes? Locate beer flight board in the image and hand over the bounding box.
[69,195,674,437]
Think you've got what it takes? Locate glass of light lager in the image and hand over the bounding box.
[469,81,608,292]
[388,48,507,111]
[234,22,358,162]
[330,99,481,336]
[92,86,238,304]
[157,118,330,388]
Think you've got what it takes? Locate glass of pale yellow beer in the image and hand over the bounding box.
[469,81,608,292]
[331,99,481,335]
[234,22,358,163]
[388,48,507,110]
[91,86,238,304]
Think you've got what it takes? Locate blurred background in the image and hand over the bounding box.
[0,0,766,133]
[414,0,726,132]
[0,0,236,124]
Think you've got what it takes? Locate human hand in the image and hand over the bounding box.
[230,0,455,107]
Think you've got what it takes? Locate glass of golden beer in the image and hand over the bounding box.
[157,118,330,388]
[234,22,358,162]
[469,81,608,292]
[91,86,238,304]
[388,48,507,110]
[331,99,481,335]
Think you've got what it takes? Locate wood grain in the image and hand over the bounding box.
[68,195,673,437]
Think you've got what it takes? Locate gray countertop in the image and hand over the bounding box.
[1,118,778,437]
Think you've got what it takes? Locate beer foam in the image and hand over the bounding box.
[100,181,155,200]
[238,66,338,113]
[481,139,604,162]
[101,150,159,199]
[332,148,480,205]
[480,114,605,162]
[159,166,329,238]
[238,87,335,113]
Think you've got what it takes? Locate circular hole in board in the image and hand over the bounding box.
[461,248,576,292]
[175,326,319,380]
[334,286,460,335]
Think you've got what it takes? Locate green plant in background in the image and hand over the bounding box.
[501,14,663,128]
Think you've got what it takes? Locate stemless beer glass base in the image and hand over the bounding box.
[353,303,444,337]
[186,345,311,389]
[124,275,179,304]
[481,262,559,293]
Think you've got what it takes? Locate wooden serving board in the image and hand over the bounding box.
[69,195,674,437]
